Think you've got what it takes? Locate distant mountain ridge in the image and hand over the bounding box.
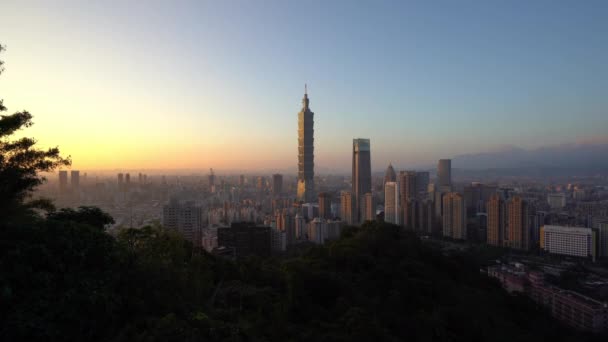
[451,142,608,170]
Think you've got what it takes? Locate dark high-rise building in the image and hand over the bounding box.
[239,174,245,187]
[272,174,283,196]
[125,173,131,186]
[297,85,315,203]
[399,171,417,202]
[415,171,430,198]
[318,192,332,219]
[399,171,417,227]
[352,138,371,223]
[209,169,216,193]
[58,170,68,193]
[70,170,80,190]
[464,183,497,217]
[437,159,452,187]
[117,173,124,188]
[419,199,435,234]
[487,194,505,246]
[217,222,271,258]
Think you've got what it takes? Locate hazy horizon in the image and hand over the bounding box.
[1,0,607,170]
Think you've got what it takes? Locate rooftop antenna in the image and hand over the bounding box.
[305,83,307,95]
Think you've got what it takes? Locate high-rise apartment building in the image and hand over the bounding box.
[58,170,68,193]
[442,192,466,239]
[506,196,530,250]
[162,200,203,245]
[437,159,452,187]
[352,138,371,224]
[384,181,400,225]
[362,192,375,222]
[297,86,315,203]
[318,192,332,219]
[340,191,356,225]
[272,174,283,196]
[487,194,505,246]
[70,170,80,190]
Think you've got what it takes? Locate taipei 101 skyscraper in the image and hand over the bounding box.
[297,85,315,203]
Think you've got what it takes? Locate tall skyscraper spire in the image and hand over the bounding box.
[302,84,310,110]
[297,86,315,203]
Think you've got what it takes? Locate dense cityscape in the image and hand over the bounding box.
[36,89,608,334]
[3,1,608,341]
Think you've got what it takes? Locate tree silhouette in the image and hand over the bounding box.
[0,44,71,222]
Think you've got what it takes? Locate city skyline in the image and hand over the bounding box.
[3,2,608,340]
[1,1,607,170]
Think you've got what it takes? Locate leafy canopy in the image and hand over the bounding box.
[0,44,71,220]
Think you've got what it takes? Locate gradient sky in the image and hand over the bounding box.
[1,0,607,172]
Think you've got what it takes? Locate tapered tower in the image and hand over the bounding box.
[297,85,315,203]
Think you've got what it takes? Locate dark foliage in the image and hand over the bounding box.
[47,206,115,230]
[1,219,603,342]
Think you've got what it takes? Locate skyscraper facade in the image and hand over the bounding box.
[272,174,283,196]
[352,138,371,223]
[162,200,203,245]
[487,194,505,246]
[340,191,356,225]
[506,196,531,250]
[208,170,216,193]
[384,181,400,225]
[70,170,80,190]
[297,86,315,203]
[363,192,375,222]
[58,171,68,193]
[399,171,417,228]
[415,171,430,199]
[442,192,466,239]
[437,159,452,187]
[318,192,332,219]
[399,171,417,202]
[384,163,396,186]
